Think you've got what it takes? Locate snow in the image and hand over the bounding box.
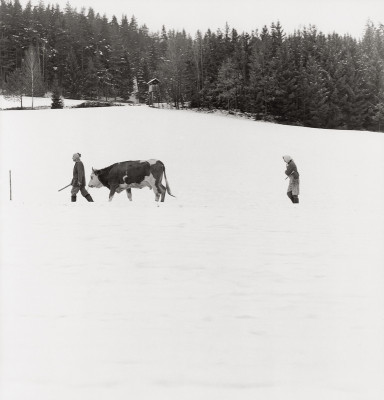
[0,96,85,110]
[1,98,384,400]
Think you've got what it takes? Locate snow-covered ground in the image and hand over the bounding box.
[1,99,384,400]
[0,95,85,110]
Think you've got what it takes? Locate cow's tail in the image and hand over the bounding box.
[163,167,175,197]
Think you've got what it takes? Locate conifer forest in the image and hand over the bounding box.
[1,0,383,131]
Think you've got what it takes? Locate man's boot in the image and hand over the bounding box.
[287,191,294,203]
[85,194,94,202]
[71,195,76,202]
[293,195,299,204]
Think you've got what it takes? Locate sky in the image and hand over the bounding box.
[18,0,383,39]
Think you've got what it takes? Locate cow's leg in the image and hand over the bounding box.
[109,186,118,201]
[150,184,160,202]
[153,174,166,202]
[158,183,166,202]
[148,177,160,202]
[126,188,132,201]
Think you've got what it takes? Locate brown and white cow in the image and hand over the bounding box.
[88,159,174,202]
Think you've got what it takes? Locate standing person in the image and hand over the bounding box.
[71,153,94,202]
[283,155,300,203]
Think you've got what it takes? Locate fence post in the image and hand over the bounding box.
[9,170,12,201]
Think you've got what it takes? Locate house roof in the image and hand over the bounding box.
[147,78,160,85]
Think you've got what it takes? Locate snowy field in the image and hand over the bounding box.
[1,98,384,400]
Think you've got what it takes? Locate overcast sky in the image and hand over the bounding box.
[19,0,383,38]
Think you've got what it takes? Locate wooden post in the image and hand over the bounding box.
[9,170,12,200]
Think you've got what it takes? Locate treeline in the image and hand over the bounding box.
[1,0,383,130]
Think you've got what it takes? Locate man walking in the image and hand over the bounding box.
[283,155,300,203]
[71,153,93,202]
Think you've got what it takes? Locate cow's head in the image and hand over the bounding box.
[88,168,103,188]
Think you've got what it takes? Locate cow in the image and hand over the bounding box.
[88,159,175,202]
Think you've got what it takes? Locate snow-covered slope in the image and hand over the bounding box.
[1,103,384,400]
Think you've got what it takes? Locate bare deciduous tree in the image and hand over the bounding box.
[3,68,26,108]
[22,45,44,109]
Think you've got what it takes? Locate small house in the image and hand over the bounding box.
[147,78,160,93]
[147,78,161,106]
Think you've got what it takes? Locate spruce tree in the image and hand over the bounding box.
[51,80,64,109]
[372,102,384,132]
[118,53,134,101]
[217,58,239,110]
[63,48,82,98]
[83,58,99,99]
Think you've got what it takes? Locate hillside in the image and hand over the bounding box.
[1,103,384,400]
